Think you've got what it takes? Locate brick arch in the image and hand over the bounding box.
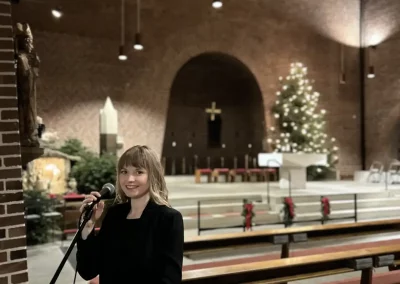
[154,39,269,99]
[147,34,272,153]
[160,50,266,173]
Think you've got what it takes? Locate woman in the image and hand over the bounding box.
[76,145,184,283]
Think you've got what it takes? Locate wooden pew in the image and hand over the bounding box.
[60,193,106,241]
[184,219,400,258]
[182,245,400,284]
[229,168,248,182]
[60,194,85,240]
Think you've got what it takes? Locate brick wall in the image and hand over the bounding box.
[0,1,28,284]
[363,0,400,169]
[13,0,362,176]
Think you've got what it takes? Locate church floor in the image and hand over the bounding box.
[27,177,400,283]
[165,176,400,197]
[27,228,400,284]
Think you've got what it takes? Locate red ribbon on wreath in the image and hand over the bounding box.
[244,203,254,230]
[242,200,255,231]
[284,197,295,219]
[321,197,330,218]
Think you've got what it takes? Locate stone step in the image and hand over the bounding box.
[183,210,279,230]
[272,191,391,203]
[176,201,265,216]
[287,206,400,222]
[276,197,400,214]
[174,191,393,208]
[177,196,400,216]
[169,193,263,207]
[182,204,400,230]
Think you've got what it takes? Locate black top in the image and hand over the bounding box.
[76,200,184,283]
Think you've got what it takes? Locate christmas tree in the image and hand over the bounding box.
[267,62,339,180]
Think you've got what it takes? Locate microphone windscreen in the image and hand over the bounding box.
[100,183,115,198]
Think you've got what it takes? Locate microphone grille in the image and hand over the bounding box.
[103,183,116,195]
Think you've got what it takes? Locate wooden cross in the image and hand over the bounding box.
[205,101,221,121]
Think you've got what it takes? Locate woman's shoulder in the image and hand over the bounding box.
[153,204,183,231]
[151,201,182,219]
[159,204,182,217]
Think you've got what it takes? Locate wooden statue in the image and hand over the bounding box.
[15,23,40,147]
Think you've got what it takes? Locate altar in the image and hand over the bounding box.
[258,153,328,189]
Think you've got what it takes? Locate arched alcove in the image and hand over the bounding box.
[162,52,265,174]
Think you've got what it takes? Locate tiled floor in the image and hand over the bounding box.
[27,242,86,284]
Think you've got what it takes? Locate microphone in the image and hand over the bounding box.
[84,183,115,212]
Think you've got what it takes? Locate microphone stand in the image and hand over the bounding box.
[49,207,95,284]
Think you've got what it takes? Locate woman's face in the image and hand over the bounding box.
[119,165,149,199]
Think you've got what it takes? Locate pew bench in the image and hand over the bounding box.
[247,168,263,181]
[61,195,85,241]
[261,168,278,182]
[61,195,114,242]
[229,168,248,182]
[195,169,212,183]
[182,245,400,284]
[184,218,400,259]
[212,168,230,182]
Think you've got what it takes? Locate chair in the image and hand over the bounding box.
[367,161,383,183]
[388,160,400,184]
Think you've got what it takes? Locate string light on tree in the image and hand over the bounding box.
[267,62,339,180]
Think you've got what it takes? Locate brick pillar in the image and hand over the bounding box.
[0,1,29,284]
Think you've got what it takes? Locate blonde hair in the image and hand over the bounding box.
[115,145,169,207]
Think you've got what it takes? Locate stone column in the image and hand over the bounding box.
[99,97,118,156]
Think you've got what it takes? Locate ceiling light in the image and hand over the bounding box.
[51,7,62,18]
[133,33,143,51]
[118,46,127,61]
[212,0,222,9]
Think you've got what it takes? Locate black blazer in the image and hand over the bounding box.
[76,200,184,283]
